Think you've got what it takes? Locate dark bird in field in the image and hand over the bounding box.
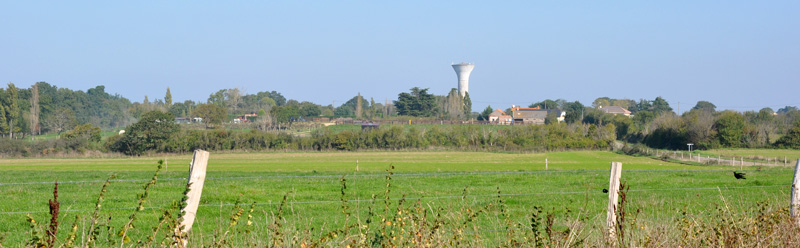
[733,171,746,180]
[602,188,609,193]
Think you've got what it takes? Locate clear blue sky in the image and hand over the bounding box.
[2,1,798,113]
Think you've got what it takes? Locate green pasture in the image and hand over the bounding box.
[701,148,800,162]
[0,151,795,245]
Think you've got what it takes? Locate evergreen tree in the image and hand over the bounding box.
[478,106,493,121]
[652,97,673,115]
[395,87,436,117]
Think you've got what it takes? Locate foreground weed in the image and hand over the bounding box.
[118,160,163,246]
[63,215,79,248]
[46,181,59,248]
[85,174,115,247]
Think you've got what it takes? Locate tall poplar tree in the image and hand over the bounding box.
[164,87,173,108]
[355,92,362,119]
[30,83,40,136]
[4,83,19,139]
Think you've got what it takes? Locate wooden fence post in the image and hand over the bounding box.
[179,150,210,244]
[791,159,800,225]
[741,157,744,171]
[545,158,548,171]
[607,162,623,242]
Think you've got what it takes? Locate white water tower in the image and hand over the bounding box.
[452,62,475,97]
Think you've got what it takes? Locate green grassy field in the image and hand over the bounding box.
[701,148,800,162]
[0,151,795,246]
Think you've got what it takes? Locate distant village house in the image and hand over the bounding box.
[511,106,565,125]
[598,106,631,117]
[488,109,513,124]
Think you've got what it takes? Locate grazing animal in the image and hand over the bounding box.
[733,171,746,180]
[602,188,609,193]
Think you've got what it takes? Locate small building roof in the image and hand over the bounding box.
[489,109,507,117]
[600,106,631,115]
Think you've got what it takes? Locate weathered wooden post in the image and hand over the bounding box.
[545,158,548,171]
[791,159,800,225]
[179,150,210,245]
[607,162,623,242]
[356,160,359,172]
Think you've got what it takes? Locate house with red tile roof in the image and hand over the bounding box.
[488,109,513,124]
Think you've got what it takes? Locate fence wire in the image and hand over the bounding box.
[0,168,792,186]
[0,184,786,215]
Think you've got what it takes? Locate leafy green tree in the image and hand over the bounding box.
[775,121,800,149]
[544,111,560,125]
[110,111,178,155]
[1,83,20,138]
[208,89,227,108]
[611,99,636,110]
[43,107,77,134]
[442,89,466,120]
[592,97,611,108]
[632,110,656,130]
[478,106,493,121]
[299,101,322,117]
[561,101,585,124]
[270,105,300,123]
[778,106,798,114]
[60,123,102,142]
[164,87,172,108]
[683,109,716,148]
[692,101,716,113]
[193,103,227,127]
[652,97,673,115]
[169,102,189,117]
[530,99,559,109]
[755,108,774,123]
[611,114,635,139]
[394,87,436,117]
[635,99,652,112]
[334,95,370,117]
[582,108,612,125]
[267,91,286,106]
[463,92,472,118]
[0,105,8,135]
[715,111,745,147]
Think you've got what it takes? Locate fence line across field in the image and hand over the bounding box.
[0,184,787,216]
[0,168,794,186]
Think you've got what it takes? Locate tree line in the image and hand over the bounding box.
[2,83,800,157]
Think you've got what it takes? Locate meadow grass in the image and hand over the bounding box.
[0,151,796,246]
[701,148,800,162]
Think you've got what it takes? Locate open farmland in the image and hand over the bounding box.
[0,151,797,246]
